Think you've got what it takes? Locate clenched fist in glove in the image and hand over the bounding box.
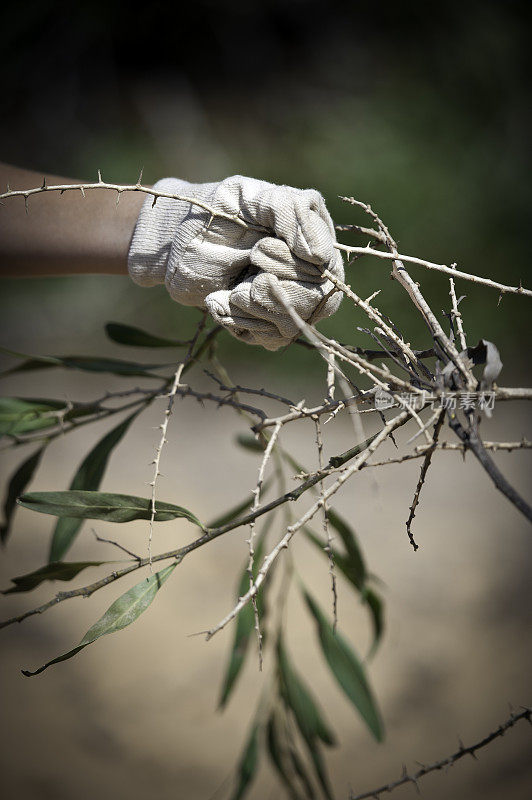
[127,176,344,350]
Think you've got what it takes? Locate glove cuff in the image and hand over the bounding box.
[127,177,218,290]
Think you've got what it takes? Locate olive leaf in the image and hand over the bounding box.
[303,590,383,742]
[277,638,335,800]
[3,561,106,594]
[105,322,188,348]
[0,445,45,543]
[22,561,177,676]
[0,398,66,436]
[49,410,140,562]
[362,587,384,658]
[18,490,204,527]
[0,346,170,378]
[267,710,316,800]
[231,722,261,800]
[302,526,384,657]
[219,528,269,708]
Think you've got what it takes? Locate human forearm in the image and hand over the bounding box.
[0,163,145,277]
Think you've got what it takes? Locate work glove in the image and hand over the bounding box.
[128,175,343,350]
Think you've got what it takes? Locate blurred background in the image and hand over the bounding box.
[0,1,531,798]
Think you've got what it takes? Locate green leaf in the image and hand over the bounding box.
[49,411,140,562]
[22,562,177,676]
[277,639,335,799]
[302,528,385,657]
[219,532,268,708]
[236,433,265,453]
[267,712,315,800]
[3,561,106,594]
[362,587,384,658]
[105,322,188,348]
[208,493,255,530]
[326,510,366,589]
[303,526,364,594]
[277,640,336,747]
[208,479,272,529]
[303,591,383,742]
[0,346,169,378]
[18,490,204,527]
[0,398,66,436]
[231,723,260,800]
[1,445,45,543]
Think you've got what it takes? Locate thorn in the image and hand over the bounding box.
[6,182,10,192]
[41,177,47,190]
[24,195,29,214]
[137,167,144,186]
[80,186,85,198]
[97,169,103,183]
[152,195,158,208]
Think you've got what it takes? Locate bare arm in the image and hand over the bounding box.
[0,163,145,277]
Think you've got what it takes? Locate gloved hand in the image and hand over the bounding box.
[128,175,344,350]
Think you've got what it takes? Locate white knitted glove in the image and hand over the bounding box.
[128,175,344,350]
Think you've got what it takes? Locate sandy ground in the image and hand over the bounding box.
[0,360,531,800]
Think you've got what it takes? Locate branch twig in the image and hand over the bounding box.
[350,706,532,800]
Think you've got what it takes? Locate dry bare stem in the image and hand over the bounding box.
[449,267,467,351]
[148,315,207,564]
[350,706,532,800]
[314,416,338,629]
[247,421,281,670]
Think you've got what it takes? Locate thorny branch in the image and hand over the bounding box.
[405,410,445,551]
[349,706,532,800]
[148,314,207,564]
[1,177,530,297]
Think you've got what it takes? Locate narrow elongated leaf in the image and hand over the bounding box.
[208,479,272,530]
[105,322,188,348]
[208,494,255,530]
[3,561,106,594]
[237,435,304,478]
[219,532,268,708]
[326,510,366,589]
[49,411,139,562]
[277,640,336,747]
[303,591,383,742]
[267,712,315,800]
[302,526,361,593]
[362,587,384,658]
[18,490,204,527]
[231,723,260,800]
[1,445,45,543]
[236,433,265,453]
[0,346,169,378]
[0,398,66,436]
[277,640,335,799]
[287,741,317,799]
[22,562,177,676]
[303,528,384,657]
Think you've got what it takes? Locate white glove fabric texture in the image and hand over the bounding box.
[128,175,344,350]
